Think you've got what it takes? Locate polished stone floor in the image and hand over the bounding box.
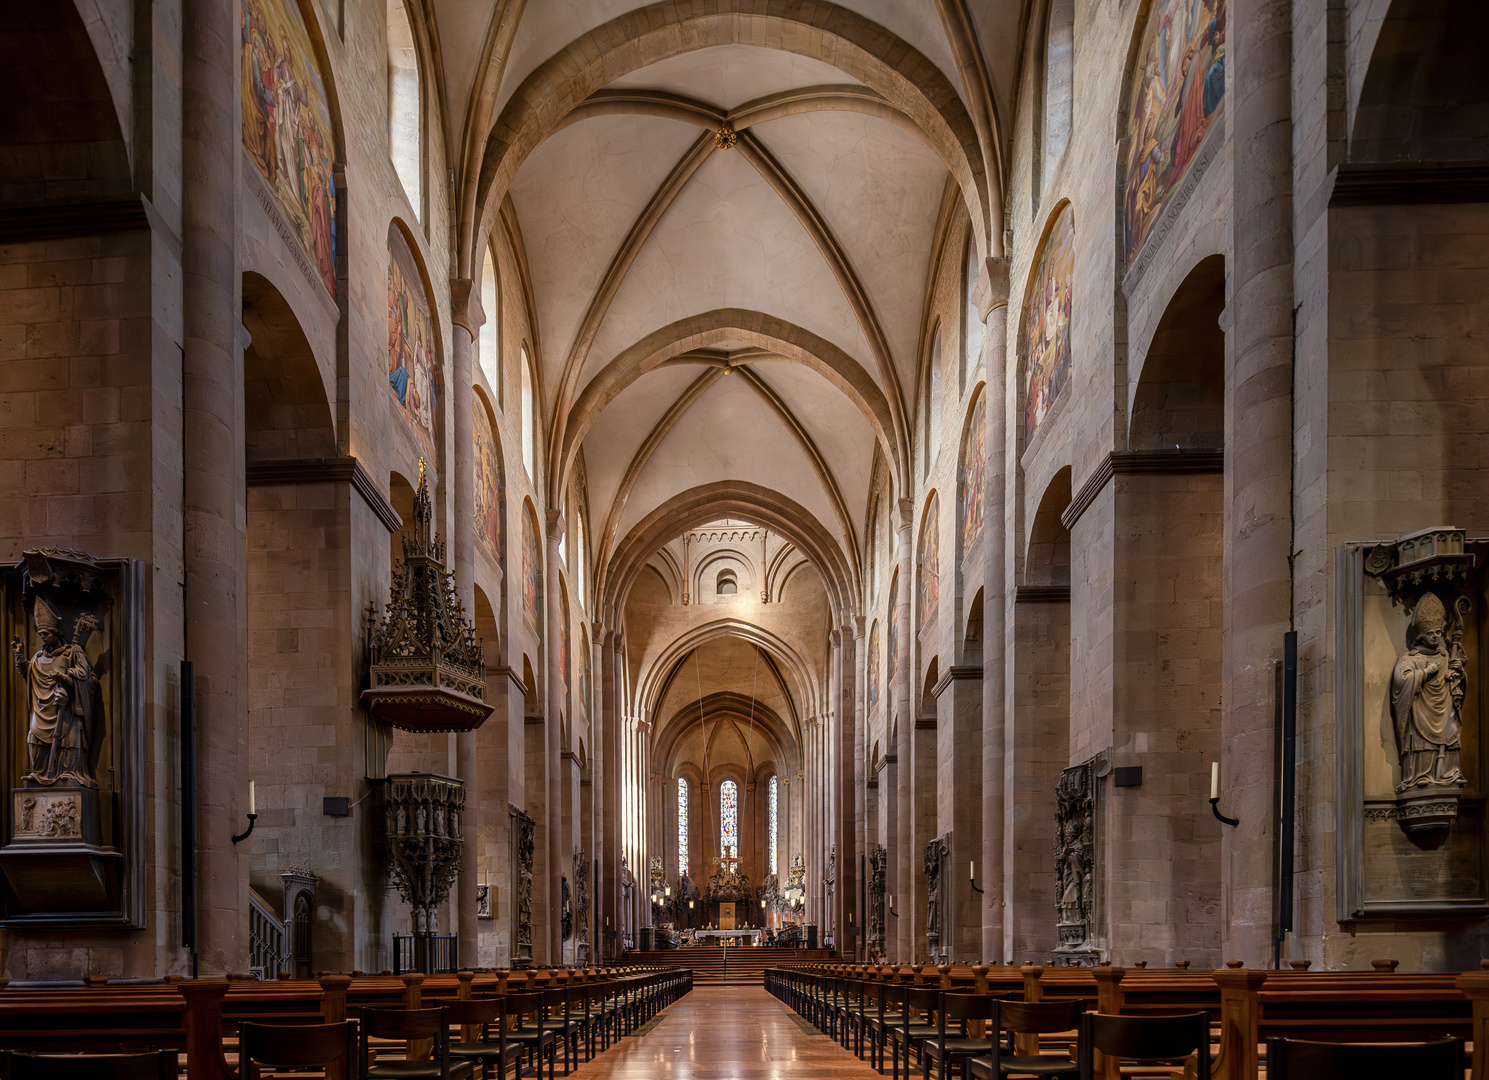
[568,985,884,1078]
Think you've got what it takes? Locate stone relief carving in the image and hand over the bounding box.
[574,849,590,948]
[1366,527,1477,836]
[14,597,103,789]
[1055,762,1096,963]
[924,835,946,964]
[867,845,886,959]
[1391,591,1469,793]
[513,806,536,958]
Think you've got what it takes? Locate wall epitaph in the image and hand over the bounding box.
[1054,762,1097,965]
[512,806,536,966]
[574,849,590,961]
[867,845,886,960]
[924,835,948,964]
[0,549,143,928]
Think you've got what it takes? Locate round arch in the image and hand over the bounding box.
[602,481,857,630]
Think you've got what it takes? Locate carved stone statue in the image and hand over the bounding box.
[573,849,590,948]
[12,597,103,788]
[1391,591,1468,791]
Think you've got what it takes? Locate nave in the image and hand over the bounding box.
[568,985,880,1080]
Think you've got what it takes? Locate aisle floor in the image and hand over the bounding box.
[567,985,886,1078]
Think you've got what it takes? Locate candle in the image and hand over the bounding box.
[1210,762,1219,800]
[970,861,975,882]
[248,780,256,815]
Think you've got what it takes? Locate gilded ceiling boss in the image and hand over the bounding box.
[11,597,103,790]
[1391,592,1468,792]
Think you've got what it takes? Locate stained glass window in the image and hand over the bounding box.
[720,779,738,865]
[677,778,689,877]
[767,775,778,877]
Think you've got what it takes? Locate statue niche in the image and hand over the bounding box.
[1054,761,1098,965]
[0,548,143,927]
[1365,527,1478,836]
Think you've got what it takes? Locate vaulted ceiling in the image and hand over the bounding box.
[428,0,1020,608]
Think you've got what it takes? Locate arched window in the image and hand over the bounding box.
[386,0,422,218]
[963,233,982,393]
[520,347,534,482]
[716,569,737,596]
[719,779,738,864]
[925,327,942,477]
[479,243,499,399]
[1042,0,1074,186]
[767,775,778,878]
[575,513,586,605]
[677,777,689,877]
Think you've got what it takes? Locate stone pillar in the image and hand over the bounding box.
[1224,0,1295,967]
[853,616,867,958]
[837,621,858,955]
[543,512,566,964]
[183,0,247,975]
[451,279,482,970]
[894,496,914,962]
[977,257,1011,963]
[597,627,617,963]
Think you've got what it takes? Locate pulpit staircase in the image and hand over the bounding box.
[626,945,834,986]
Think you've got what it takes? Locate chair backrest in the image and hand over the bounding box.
[906,986,941,1025]
[1267,1036,1464,1080]
[5,1051,175,1080]
[941,993,997,1023]
[1079,1012,1210,1080]
[505,992,543,1023]
[361,1006,447,1042]
[241,1020,355,1071]
[443,999,502,1029]
[996,999,1083,1035]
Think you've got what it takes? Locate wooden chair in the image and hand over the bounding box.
[1266,1036,1464,1079]
[3,1050,176,1080]
[502,992,556,1080]
[887,988,943,1080]
[919,992,998,1080]
[241,1020,356,1080]
[1076,1012,1209,1080]
[443,1000,521,1080]
[358,1007,474,1080]
[968,1000,1082,1079]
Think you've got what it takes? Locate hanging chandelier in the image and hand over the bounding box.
[362,462,493,733]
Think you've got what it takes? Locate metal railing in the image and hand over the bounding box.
[393,934,458,974]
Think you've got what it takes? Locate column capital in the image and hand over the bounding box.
[545,509,565,541]
[450,277,487,337]
[972,256,1011,320]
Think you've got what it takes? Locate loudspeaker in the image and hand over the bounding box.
[806,924,818,950]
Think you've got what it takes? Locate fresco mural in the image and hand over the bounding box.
[1022,206,1074,445]
[522,507,539,632]
[1123,0,1227,265]
[474,401,502,562]
[888,572,900,682]
[918,495,939,631]
[387,225,440,463]
[241,0,337,296]
[961,392,986,553]
[867,622,881,711]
